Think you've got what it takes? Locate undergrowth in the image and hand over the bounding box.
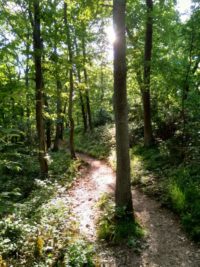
[74,125,114,159]
[0,146,95,266]
[96,193,144,251]
[130,143,200,242]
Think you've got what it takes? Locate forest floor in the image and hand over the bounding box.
[68,153,200,267]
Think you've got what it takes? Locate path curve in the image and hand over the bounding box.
[68,153,200,267]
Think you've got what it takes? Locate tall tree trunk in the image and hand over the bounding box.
[32,0,48,177]
[143,0,154,147]
[53,79,63,151]
[113,0,134,217]
[44,95,51,150]
[80,90,88,132]
[100,63,105,103]
[82,36,93,131]
[64,2,76,159]
[25,36,32,144]
[78,71,88,132]
[51,19,64,152]
[74,37,88,132]
[84,69,92,132]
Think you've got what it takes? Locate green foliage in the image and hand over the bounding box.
[167,167,200,241]
[131,143,200,242]
[0,145,96,266]
[74,125,114,159]
[63,240,95,267]
[0,147,39,214]
[131,145,170,172]
[49,150,82,184]
[168,182,186,212]
[93,109,113,127]
[97,194,144,245]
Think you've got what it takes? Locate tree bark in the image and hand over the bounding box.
[113,0,134,217]
[74,37,88,132]
[52,42,64,151]
[84,69,93,132]
[25,35,32,144]
[143,0,154,147]
[64,2,76,159]
[53,79,63,151]
[82,36,93,131]
[80,90,88,132]
[78,71,88,132]
[32,0,48,177]
[44,95,51,150]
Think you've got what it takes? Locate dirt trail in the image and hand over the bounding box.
[68,153,200,267]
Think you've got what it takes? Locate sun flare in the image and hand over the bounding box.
[105,25,116,45]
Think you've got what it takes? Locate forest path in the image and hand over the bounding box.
[68,153,200,267]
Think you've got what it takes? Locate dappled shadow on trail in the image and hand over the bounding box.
[68,154,115,241]
[68,153,200,267]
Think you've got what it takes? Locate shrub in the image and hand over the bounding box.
[97,194,144,245]
[93,109,113,127]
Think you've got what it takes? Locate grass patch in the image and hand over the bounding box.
[96,193,144,249]
[167,166,200,241]
[168,182,186,212]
